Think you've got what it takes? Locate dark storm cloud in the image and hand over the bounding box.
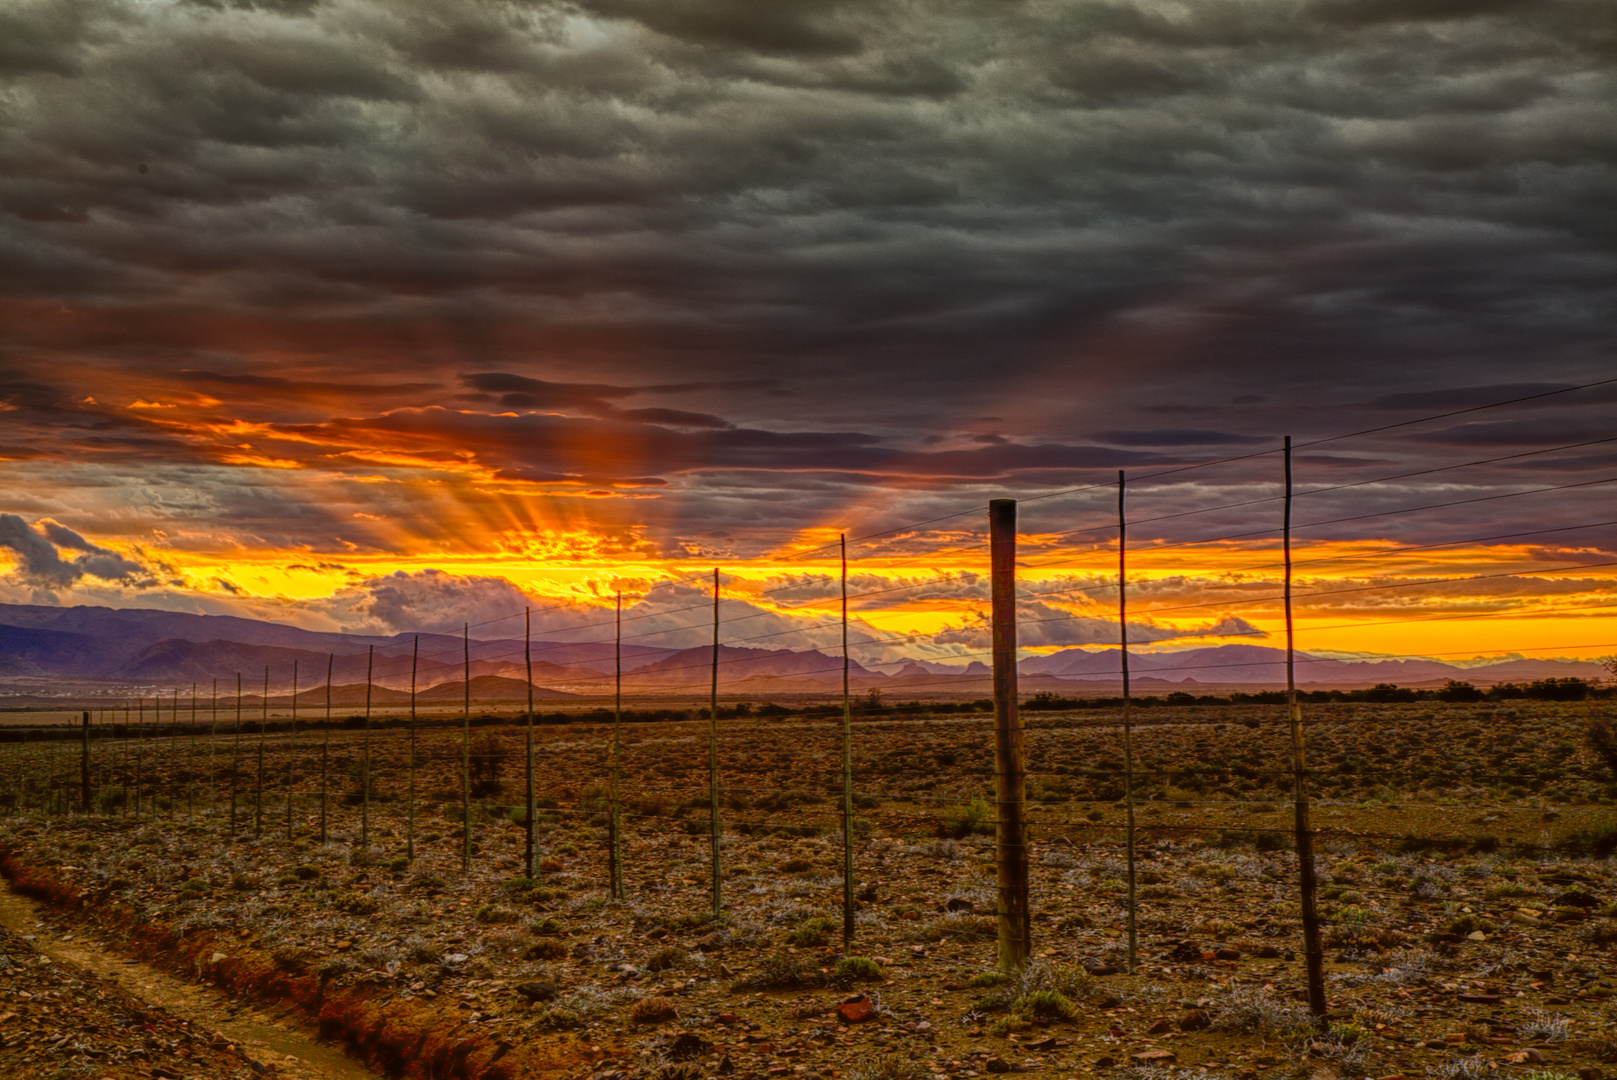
[459,372,732,428]
[0,514,146,586]
[0,0,1612,555]
[181,370,442,398]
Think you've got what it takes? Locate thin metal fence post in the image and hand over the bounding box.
[80,711,90,815]
[362,645,373,849]
[46,714,56,819]
[321,654,332,844]
[133,698,143,820]
[462,624,471,875]
[1119,470,1138,975]
[230,673,242,838]
[990,499,1030,973]
[165,688,176,817]
[408,637,417,861]
[525,609,535,879]
[1285,435,1328,1024]
[610,592,623,900]
[841,534,855,949]
[287,660,297,839]
[209,680,218,821]
[709,567,722,917]
[189,683,197,822]
[256,665,268,836]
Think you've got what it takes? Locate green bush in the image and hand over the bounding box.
[1011,990,1077,1022]
[475,903,519,924]
[834,955,885,982]
[936,796,994,839]
[334,892,380,916]
[1565,818,1617,859]
[785,916,837,948]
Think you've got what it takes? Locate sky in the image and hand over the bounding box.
[1,0,1613,668]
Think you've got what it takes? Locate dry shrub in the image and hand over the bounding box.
[523,939,568,961]
[646,946,685,972]
[631,996,680,1024]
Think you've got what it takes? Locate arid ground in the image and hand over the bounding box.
[0,700,1614,1080]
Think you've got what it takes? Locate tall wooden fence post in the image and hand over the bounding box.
[990,499,1030,972]
[1284,436,1328,1024]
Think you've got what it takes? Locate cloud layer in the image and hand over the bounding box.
[0,0,1612,624]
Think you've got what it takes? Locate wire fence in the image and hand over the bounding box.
[1,379,1615,1018]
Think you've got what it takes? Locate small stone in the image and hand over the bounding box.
[1168,941,1202,963]
[516,982,559,1002]
[1214,947,1241,961]
[838,997,874,1024]
[335,941,352,951]
[1147,1019,1172,1035]
[210,953,228,965]
[985,1058,1011,1074]
[1466,931,1486,941]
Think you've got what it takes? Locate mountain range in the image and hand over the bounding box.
[0,603,1603,700]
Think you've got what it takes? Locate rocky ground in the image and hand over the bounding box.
[0,701,1613,1080]
[0,919,264,1080]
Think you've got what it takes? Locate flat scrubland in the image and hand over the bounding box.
[0,701,1615,1080]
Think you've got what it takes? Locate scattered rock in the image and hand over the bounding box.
[1147,1018,1172,1035]
[667,1033,712,1061]
[1132,1050,1177,1065]
[837,995,875,1023]
[515,981,559,1002]
[1168,941,1202,963]
[1178,1008,1211,1031]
